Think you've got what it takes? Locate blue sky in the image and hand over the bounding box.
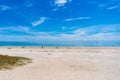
[0,0,120,42]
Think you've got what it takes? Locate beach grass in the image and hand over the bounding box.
[0,54,32,70]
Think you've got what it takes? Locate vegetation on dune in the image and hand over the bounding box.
[0,54,32,70]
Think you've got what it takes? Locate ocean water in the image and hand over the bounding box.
[0,41,120,47]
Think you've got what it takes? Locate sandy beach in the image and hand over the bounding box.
[0,47,120,80]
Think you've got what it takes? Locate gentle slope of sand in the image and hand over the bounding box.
[0,47,120,80]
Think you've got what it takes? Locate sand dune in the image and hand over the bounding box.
[0,47,120,80]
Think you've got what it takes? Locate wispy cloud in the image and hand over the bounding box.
[107,4,120,10]
[61,26,67,30]
[54,0,72,7]
[0,26,30,33]
[0,26,52,37]
[64,17,91,21]
[58,24,120,40]
[98,4,106,8]
[0,26,56,42]
[0,5,10,11]
[98,1,120,10]
[31,17,47,26]
[0,24,120,41]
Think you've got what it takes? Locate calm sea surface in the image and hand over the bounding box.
[0,41,120,47]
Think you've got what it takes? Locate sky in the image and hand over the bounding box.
[0,0,120,42]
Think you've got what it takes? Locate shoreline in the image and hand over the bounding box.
[0,46,120,48]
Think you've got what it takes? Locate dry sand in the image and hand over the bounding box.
[0,47,120,80]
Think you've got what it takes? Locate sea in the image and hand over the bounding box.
[0,41,120,47]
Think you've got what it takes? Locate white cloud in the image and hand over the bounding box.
[1,24,120,42]
[0,5,10,11]
[73,24,120,35]
[52,8,59,11]
[107,5,120,10]
[54,0,72,7]
[61,26,67,30]
[98,4,106,8]
[9,26,29,32]
[31,17,47,26]
[0,25,53,37]
[0,26,30,33]
[64,17,91,21]
[98,1,120,10]
[59,24,120,40]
